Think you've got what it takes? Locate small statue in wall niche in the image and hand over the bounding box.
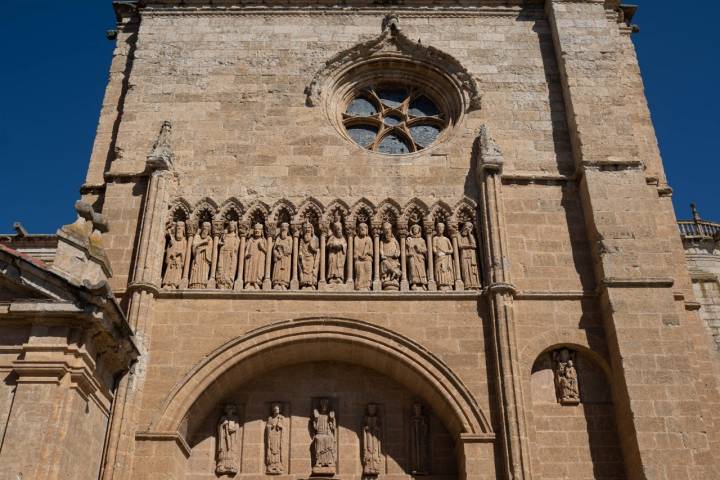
[244,223,267,290]
[272,223,293,290]
[189,221,213,289]
[354,223,373,291]
[458,222,481,290]
[406,224,428,291]
[299,222,320,290]
[162,221,187,289]
[216,404,241,476]
[311,398,337,475]
[216,221,240,289]
[380,222,401,291]
[265,404,285,474]
[410,402,429,475]
[362,403,382,476]
[433,223,455,291]
[553,348,580,405]
[326,218,347,284]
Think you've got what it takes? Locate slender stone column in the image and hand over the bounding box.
[450,222,464,291]
[290,223,300,290]
[234,222,248,291]
[263,230,274,290]
[372,222,382,291]
[399,222,409,291]
[345,219,355,289]
[207,220,222,289]
[318,226,327,289]
[475,125,531,480]
[423,219,436,291]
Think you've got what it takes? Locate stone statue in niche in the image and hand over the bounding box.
[433,222,455,291]
[553,348,580,405]
[299,222,320,290]
[410,402,429,475]
[216,221,240,289]
[354,223,373,291]
[406,224,428,291]
[265,404,285,474]
[162,221,187,289]
[458,222,481,290]
[380,222,401,291]
[311,398,336,475]
[216,404,240,476]
[189,221,213,289]
[326,218,347,284]
[272,223,292,290]
[244,223,267,290]
[362,403,382,476]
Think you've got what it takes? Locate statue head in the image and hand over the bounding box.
[253,223,263,238]
[272,404,281,416]
[224,404,237,416]
[332,221,343,237]
[410,224,421,238]
[382,221,393,237]
[228,221,238,233]
[175,221,186,239]
[358,223,368,237]
[367,403,377,416]
[303,222,314,236]
[435,222,445,235]
[319,398,329,413]
[201,221,211,237]
[462,222,473,236]
[412,402,423,416]
[279,222,289,238]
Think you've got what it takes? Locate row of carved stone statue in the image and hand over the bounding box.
[216,399,430,477]
[161,198,482,292]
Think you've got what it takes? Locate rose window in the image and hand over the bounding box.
[343,86,447,155]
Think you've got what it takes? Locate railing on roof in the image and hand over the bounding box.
[678,203,720,239]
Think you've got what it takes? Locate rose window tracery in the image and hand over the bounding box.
[343,86,447,155]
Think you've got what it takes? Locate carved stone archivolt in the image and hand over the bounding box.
[162,197,483,293]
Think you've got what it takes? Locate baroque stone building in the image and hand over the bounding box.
[1,1,720,479]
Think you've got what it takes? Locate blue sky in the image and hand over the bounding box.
[0,1,717,233]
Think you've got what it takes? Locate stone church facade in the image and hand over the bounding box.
[2,1,720,479]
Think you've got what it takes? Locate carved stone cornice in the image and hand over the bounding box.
[135,431,192,458]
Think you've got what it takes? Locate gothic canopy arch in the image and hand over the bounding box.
[148,317,493,440]
[305,14,482,113]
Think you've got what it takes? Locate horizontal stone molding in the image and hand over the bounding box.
[602,277,675,288]
[515,290,596,300]
[153,289,482,301]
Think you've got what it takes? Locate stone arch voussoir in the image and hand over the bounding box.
[150,317,492,441]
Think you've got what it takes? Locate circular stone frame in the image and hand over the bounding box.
[324,58,469,156]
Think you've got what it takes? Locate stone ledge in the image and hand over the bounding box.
[155,289,483,301]
[135,431,192,458]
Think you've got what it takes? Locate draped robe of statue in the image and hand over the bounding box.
[272,233,292,289]
[216,228,239,289]
[189,228,213,289]
[312,404,336,473]
[406,232,427,290]
[433,234,455,289]
[265,410,285,474]
[363,407,382,475]
[354,228,373,291]
[299,231,320,289]
[410,404,429,475]
[458,227,480,289]
[216,406,240,475]
[380,232,401,289]
[326,227,347,284]
[244,234,267,288]
[162,225,187,289]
